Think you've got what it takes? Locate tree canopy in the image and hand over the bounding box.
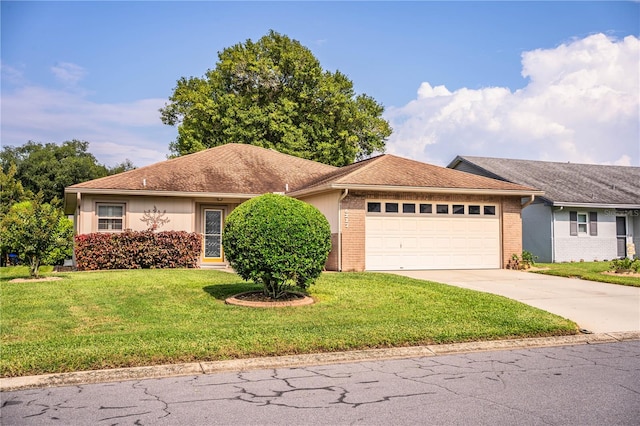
[161,30,392,166]
[0,195,73,277]
[1,140,135,204]
[0,164,31,218]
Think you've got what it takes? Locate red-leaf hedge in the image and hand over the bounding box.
[74,230,202,271]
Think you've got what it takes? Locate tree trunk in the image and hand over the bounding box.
[29,256,40,278]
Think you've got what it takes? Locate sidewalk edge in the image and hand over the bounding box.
[3,331,638,392]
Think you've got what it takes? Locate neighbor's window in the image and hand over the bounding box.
[469,205,481,215]
[484,206,496,215]
[420,203,433,214]
[577,213,588,234]
[403,203,416,213]
[453,205,465,215]
[97,204,124,231]
[367,202,381,213]
[436,204,449,214]
[385,203,399,213]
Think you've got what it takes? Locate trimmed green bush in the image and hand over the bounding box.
[610,257,640,273]
[75,230,201,270]
[222,193,331,299]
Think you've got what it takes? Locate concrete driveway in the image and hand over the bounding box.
[388,269,640,333]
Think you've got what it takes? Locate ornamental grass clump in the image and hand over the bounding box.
[222,193,331,299]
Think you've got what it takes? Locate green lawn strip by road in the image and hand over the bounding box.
[532,262,640,287]
[1,268,577,377]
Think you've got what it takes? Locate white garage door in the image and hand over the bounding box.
[365,202,500,270]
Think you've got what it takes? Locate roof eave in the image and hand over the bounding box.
[289,183,544,198]
[551,201,640,209]
[64,187,262,199]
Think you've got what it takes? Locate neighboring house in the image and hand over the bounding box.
[64,144,541,271]
[448,156,640,263]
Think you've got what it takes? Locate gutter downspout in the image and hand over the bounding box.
[73,192,81,268]
[552,206,563,263]
[522,194,535,209]
[338,189,349,272]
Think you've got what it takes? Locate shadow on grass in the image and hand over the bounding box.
[202,283,262,301]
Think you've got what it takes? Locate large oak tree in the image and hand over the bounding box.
[160,30,392,166]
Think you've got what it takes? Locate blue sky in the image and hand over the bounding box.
[2,1,639,168]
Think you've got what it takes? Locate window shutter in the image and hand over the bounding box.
[569,211,578,236]
[589,212,598,236]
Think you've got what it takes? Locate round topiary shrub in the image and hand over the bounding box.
[222,193,331,299]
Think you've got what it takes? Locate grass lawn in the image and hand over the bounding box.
[532,261,640,287]
[1,267,577,377]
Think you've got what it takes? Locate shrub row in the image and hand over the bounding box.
[75,230,202,271]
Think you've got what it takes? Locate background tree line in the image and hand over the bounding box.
[0,140,134,274]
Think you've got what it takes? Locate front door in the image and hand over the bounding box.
[616,216,627,258]
[203,208,223,263]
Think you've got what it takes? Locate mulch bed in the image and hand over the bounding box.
[233,291,306,302]
[602,271,640,278]
[225,291,315,307]
[9,277,63,283]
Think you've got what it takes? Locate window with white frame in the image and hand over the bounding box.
[97,203,124,231]
[577,213,588,234]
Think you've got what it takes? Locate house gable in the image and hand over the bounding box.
[67,143,337,194]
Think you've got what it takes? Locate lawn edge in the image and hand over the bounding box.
[3,331,638,392]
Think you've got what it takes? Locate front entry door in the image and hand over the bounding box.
[616,216,627,258]
[203,209,223,262]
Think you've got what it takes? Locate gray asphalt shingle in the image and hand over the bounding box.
[450,156,640,206]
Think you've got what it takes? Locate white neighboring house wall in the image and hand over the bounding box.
[627,213,640,259]
[552,208,618,262]
[522,202,553,263]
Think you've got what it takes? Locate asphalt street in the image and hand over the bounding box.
[2,340,639,425]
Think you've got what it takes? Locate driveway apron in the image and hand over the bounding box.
[388,269,640,333]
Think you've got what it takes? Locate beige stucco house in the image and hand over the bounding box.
[64,144,541,271]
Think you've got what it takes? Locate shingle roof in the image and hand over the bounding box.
[295,154,539,194]
[449,156,640,206]
[68,143,337,194]
[67,144,540,200]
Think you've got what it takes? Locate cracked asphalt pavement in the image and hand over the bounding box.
[2,340,639,425]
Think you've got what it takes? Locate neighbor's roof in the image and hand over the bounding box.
[68,143,337,195]
[448,156,640,207]
[290,154,540,196]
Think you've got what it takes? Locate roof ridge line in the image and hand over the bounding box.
[463,155,640,169]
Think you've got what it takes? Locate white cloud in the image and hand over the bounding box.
[51,62,87,87]
[385,33,640,167]
[0,62,27,86]
[1,81,174,167]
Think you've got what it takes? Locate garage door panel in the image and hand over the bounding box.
[381,219,401,232]
[401,220,418,232]
[366,215,500,270]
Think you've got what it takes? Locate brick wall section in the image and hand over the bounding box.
[501,196,523,267]
[335,191,524,271]
[340,193,366,271]
[325,233,339,271]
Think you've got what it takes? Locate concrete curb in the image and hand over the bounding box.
[2,331,639,392]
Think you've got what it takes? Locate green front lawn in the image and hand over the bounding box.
[1,267,577,377]
[532,261,640,287]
